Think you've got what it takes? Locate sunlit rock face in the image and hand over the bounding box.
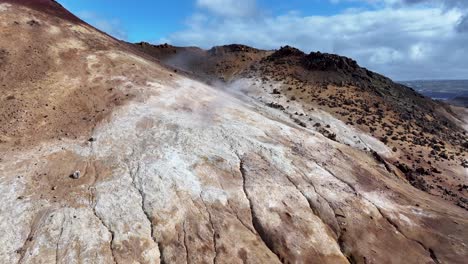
[0,1,467,264]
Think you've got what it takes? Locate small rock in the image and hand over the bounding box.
[51,186,57,191]
[266,102,285,110]
[27,20,40,27]
[71,170,81,179]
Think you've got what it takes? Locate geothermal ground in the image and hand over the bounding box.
[0,1,467,264]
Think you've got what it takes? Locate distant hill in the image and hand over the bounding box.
[447,96,468,107]
[399,80,468,105]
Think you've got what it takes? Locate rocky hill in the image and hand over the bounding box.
[136,43,468,209]
[0,1,467,263]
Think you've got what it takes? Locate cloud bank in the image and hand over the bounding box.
[162,0,468,80]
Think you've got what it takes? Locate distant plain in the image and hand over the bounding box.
[400,80,468,101]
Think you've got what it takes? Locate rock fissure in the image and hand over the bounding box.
[130,162,156,239]
[285,172,350,258]
[367,200,440,264]
[371,151,393,173]
[92,202,117,264]
[229,200,255,233]
[283,172,339,234]
[85,141,117,263]
[320,165,358,195]
[320,163,440,263]
[17,227,34,264]
[218,172,256,233]
[356,134,371,152]
[125,159,164,262]
[290,162,345,229]
[89,141,99,186]
[17,210,50,264]
[200,193,218,264]
[89,165,117,264]
[236,155,284,264]
[86,142,98,207]
[293,166,355,262]
[337,232,356,264]
[157,243,166,264]
[182,220,191,264]
[55,217,66,264]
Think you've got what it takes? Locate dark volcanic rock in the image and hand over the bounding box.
[208,44,260,55]
[267,45,305,60]
[302,52,359,72]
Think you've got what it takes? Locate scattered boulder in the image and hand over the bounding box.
[271,88,281,94]
[292,117,307,128]
[71,170,81,179]
[266,102,285,110]
[27,20,40,26]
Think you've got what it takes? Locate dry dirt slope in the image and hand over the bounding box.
[0,1,467,264]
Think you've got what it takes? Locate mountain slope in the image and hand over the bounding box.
[136,43,468,209]
[0,1,467,264]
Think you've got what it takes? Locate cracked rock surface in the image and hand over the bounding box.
[0,1,467,263]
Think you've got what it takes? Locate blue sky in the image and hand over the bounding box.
[59,0,194,41]
[59,0,368,42]
[58,0,468,80]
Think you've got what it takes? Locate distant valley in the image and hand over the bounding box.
[400,80,468,107]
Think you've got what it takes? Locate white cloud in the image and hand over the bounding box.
[163,5,466,80]
[369,47,404,64]
[77,11,128,40]
[331,0,468,7]
[196,0,257,17]
[409,43,429,60]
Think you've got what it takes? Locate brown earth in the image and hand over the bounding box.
[0,3,166,152]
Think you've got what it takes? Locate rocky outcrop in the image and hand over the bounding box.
[208,44,261,55]
[302,51,359,72]
[265,45,362,73]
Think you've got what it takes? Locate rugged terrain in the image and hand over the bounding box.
[136,42,468,209]
[0,1,467,263]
